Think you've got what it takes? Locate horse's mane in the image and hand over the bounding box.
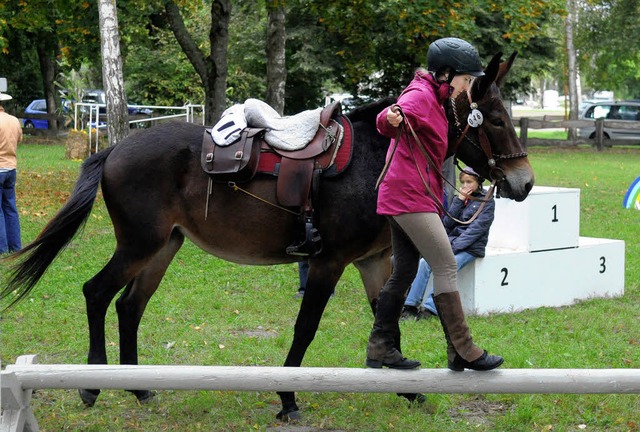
[346,96,397,125]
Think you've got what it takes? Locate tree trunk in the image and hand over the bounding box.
[165,0,230,124]
[565,0,579,141]
[266,1,286,115]
[36,36,59,132]
[98,0,129,146]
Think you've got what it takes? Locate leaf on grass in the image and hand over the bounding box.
[164,341,176,349]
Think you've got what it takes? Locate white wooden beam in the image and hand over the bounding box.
[5,362,640,394]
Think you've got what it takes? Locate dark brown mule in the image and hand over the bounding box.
[1,52,533,420]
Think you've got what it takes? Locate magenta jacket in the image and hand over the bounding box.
[376,71,451,216]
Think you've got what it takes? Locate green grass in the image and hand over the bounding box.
[525,129,568,140]
[2,141,640,431]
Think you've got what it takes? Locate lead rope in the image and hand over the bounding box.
[401,112,496,226]
[375,106,460,195]
[375,109,403,190]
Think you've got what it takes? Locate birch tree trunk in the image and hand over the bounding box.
[266,1,286,115]
[566,0,579,141]
[98,0,129,146]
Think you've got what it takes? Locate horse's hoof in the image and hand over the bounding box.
[129,389,156,404]
[79,389,100,407]
[276,408,301,422]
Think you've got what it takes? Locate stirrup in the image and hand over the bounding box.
[286,219,322,257]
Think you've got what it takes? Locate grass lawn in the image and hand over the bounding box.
[1,139,640,431]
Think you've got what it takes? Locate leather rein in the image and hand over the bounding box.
[376,91,527,226]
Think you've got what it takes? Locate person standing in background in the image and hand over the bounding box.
[295,260,309,298]
[0,91,23,253]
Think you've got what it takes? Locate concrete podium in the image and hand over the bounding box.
[426,186,625,315]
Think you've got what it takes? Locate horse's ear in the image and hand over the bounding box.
[474,52,502,100]
[496,52,517,87]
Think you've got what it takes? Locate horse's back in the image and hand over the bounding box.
[98,117,390,266]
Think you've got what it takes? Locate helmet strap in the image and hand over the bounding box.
[446,71,456,85]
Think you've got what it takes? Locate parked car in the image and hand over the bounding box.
[577,100,640,141]
[83,89,153,116]
[22,99,69,129]
[24,92,153,130]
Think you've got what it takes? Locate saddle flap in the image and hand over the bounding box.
[277,157,315,207]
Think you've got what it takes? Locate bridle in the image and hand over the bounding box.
[450,90,528,184]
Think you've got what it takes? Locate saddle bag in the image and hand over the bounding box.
[201,127,264,182]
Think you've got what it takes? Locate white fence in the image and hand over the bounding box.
[73,102,205,154]
[2,354,640,431]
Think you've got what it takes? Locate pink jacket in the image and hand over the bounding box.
[376,71,451,216]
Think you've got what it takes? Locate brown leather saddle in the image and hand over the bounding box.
[201,101,345,256]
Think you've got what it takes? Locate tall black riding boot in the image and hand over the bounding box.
[366,290,421,369]
[434,291,503,372]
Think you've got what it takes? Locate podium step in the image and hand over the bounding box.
[457,237,625,315]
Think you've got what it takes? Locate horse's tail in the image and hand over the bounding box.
[1,146,116,309]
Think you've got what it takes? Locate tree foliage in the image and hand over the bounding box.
[303,0,565,100]
[4,0,639,119]
[0,0,102,126]
[576,0,640,98]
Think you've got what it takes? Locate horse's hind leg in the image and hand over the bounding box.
[352,247,392,315]
[79,252,146,406]
[79,231,183,407]
[115,230,185,403]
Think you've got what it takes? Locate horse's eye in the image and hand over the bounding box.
[491,118,505,127]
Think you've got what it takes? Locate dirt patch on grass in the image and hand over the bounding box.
[447,395,511,427]
[267,427,345,432]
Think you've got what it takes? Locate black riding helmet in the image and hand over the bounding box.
[427,37,485,78]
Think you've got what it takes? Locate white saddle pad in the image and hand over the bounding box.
[244,98,321,151]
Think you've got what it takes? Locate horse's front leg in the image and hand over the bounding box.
[276,259,346,421]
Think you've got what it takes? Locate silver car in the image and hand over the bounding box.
[577,100,640,140]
